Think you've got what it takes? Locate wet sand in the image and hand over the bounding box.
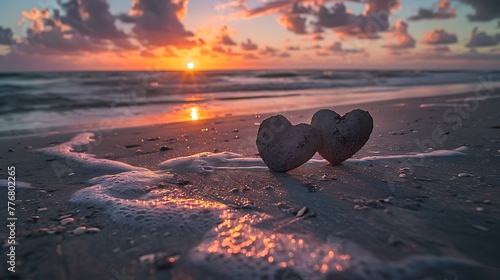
[0,89,499,279]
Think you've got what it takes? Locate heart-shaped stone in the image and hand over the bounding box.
[256,115,320,172]
[311,109,373,165]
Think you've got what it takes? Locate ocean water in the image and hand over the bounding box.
[1,70,499,137]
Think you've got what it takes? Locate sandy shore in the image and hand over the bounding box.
[1,89,499,279]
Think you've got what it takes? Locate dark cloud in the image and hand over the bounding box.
[276,3,313,34]
[278,13,308,34]
[317,0,401,38]
[312,34,324,41]
[217,26,237,46]
[241,0,401,38]
[434,46,451,52]
[119,0,194,48]
[328,42,343,52]
[423,28,458,44]
[259,46,279,56]
[327,41,364,54]
[285,45,301,51]
[220,35,237,46]
[0,26,13,45]
[241,39,258,51]
[14,8,107,55]
[57,0,128,40]
[383,20,416,49]
[316,51,330,57]
[279,52,291,58]
[7,2,135,55]
[459,0,500,21]
[466,27,499,48]
[22,24,105,54]
[316,3,357,29]
[408,0,455,21]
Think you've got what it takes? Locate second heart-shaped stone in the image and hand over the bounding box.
[256,115,320,172]
[311,109,373,165]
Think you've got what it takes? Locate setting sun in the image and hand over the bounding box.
[187,62,195,70]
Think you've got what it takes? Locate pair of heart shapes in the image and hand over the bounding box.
[256,109,374,172]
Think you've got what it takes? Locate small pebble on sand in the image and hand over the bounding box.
[472,225,489,232]
[60,217,75,226]
[86,227,100,233]
[296,206,308,217]
[73,226,87,235]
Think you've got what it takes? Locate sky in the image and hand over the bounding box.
[0,0,499,71]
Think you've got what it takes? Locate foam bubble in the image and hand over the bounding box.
[349,146,467,163]
[42,134,482,279]
[36,132,143,172]
[159,147,468,173]
[71,170,226,229]
[159,152,267,174]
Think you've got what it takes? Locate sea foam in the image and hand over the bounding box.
[35,133,484,279]
[36,132,144,172]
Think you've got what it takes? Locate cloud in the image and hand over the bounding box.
[466,27,500,48]
[317,0,401,38]
[56,0,129,41]
[285,45,301,51]
[0,26,13,45]
[239,0,401,38]
[316,3,357,29]
[423,28,458,44]
[383,20,416,49]
[434,46,450,52]
[14,8,108,55]
[241,39,258,50]
[139,50,157,58]
[408,0,455,21]
[326,41,364,54]
[273,2,312,35]
[217,26,237,46]
[243,53,258,60]
[279,52,291,58]
[459,0,500,21]
[259,46,279,56]
[245,0,294,17]
[328,42,343,52]
[278,13,308,34]
[119,0,194,48]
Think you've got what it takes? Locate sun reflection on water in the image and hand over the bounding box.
[191,107,199,120]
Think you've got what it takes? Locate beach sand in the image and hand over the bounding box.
[1,90,499,279]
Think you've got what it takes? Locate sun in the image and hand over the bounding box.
[187,62,195,70]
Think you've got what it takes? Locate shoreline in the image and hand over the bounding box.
[1,88,499,279]
[2,81,499,139]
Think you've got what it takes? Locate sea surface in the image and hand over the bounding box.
[1,70,499,136]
